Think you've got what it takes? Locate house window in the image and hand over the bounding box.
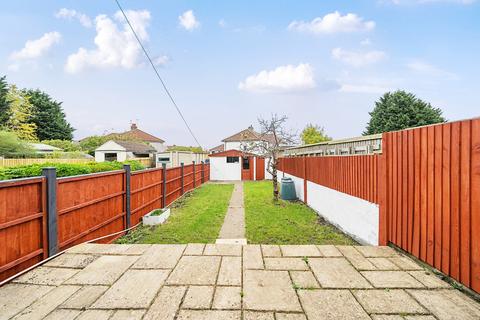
[105,153,117,161]
[226,156,239,163]
[242,157,250,170]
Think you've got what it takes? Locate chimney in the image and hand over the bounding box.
[131,123,138,130]
[248,125,253,130]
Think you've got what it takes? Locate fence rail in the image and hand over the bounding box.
[0,158,94,167]
[0,162,210,282]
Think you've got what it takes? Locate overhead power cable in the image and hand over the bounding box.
[114,0,202,148]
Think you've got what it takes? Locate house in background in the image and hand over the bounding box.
[95,140,156,162]
[28,143,62,154]
[105,123,167,152]
[209,126,273,181]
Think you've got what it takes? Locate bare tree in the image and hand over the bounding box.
[244,114,296,201]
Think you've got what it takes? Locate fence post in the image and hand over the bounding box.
[162,163,167,208]
[201,161,205,184]
[180,162,184,195]
[192,161,196,188]
[303,156,308,204]
[123,164,131,229]
[42,167,58,257]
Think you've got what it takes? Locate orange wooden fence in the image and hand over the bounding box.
[381,118,480,293]
[0,162,210,282]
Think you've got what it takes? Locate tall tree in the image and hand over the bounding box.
[26,89,74,141]
[364,90,445,135]
[6,85,37,141]
[300,124,331,145]
[0,76,10,127]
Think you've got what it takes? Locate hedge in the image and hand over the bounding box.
[0,160,145,181]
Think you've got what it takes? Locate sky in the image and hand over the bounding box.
[1,0,479,148]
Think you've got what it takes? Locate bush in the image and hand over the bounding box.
[0,130,35,157]
[0,160,145,180]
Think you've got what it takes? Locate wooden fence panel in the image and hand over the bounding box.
[183,164,194,193]
[0,177,47,282]
[131,168,163,224]
[381,118,480,293]
[165,167,182,206]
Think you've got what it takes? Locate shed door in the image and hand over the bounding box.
[255,157,265,180]
[241,157,253,180]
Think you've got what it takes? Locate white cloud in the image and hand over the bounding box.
[55,8,92,28]
[178,10,200,31]
[407,60,458,79]
[332,48,386,67]
[65,10,152,74]
[238,63,316,93]
[10,31,61,60]
[153,55,169,66]
[288,11,375,35]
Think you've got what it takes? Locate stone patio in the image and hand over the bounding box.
[1,243,480,320]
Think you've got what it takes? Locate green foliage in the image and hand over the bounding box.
[41,139,81,152]
[364,90,445,135]
[167,145,204,153]
[44,151,89,159]
[79,135,109,155]
[0,130,35,156]
[5,85,37,141]
[300,124,331,145]
[0,76,10,127]
[25,89,74,141]
[0,160,144,180]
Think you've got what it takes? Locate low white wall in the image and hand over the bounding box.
[210,157,241,181]
[277,170,379,245]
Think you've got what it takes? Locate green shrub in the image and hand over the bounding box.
[40,140,81,152]
[0,160,145,180]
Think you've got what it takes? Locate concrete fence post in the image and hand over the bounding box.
[42,167,58,257]
[162,163,167,208]
[180,163,184,195]
[201,161,205,184]
[192,161,196,188]
[123,164,131,229]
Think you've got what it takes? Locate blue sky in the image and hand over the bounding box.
[1,0,479,148]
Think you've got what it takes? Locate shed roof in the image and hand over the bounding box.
[208,149,258,158]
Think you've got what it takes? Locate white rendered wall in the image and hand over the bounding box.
[225,142,241,150]
[210,157,241,181]
[95,151,105,162]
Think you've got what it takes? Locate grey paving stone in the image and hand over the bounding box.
[368,257,400,270]
[92,269,169,309]
[243,311,275,320]
[275,314,307,320]
[370,316,404,320]
[44,254,97,268]
[309,258,371,288]
[355,246,398,257]
[0,284,54,320]
[261,245,282,257]
[204,244,242,256]
[290,271,320,288]
[264,258,309,271]
[280,245,321,257]
[60,285,108,309]
[243,270,302,312]
[408,271,451,288]
[361,271,424,288]
[243,245,264,269]
[407,289,480,320]
[143,286,187,320]
[167,256,221,285]
[184,243,205,255]
[404,316,437,320]
[133,244,185,269]
[43,309,82,320]
[11,285,81,320]
[337,246,377,270]
[111,310,146,320]
[177,310,241,320]
[65,255,138,285]
[389,256,423,270]
[13,266,79,286]
[317,245,342,257]
[182,286,214,309]
[212,286,241,309]
[298,289,370,320]
[76,310,113,320]
[353,289,426,314]
[67,243,150,255]
[218,256,242,285]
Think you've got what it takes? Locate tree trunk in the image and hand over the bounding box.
[272,166,279,202]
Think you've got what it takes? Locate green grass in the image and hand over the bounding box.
[244,181,356,245]
[117,183,234,244]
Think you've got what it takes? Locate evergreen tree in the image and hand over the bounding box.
[364,90,445,135]
[0,76,11,127]
[6,85,37,141]
[25,89,75,140]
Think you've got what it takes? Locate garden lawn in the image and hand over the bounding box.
[244,181,356,245]
[117,183,234,244]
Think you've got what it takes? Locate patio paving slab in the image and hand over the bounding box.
[1,243,479,320]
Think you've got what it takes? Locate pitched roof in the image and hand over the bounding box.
[222,126,276,144]
[209,144,225,153]
[104,124,165,143]
[113,140,156,154]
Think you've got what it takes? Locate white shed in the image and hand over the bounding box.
[95,140,155,162]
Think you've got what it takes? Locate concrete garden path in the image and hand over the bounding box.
[216,181,247,245]
[2,243,480,320]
